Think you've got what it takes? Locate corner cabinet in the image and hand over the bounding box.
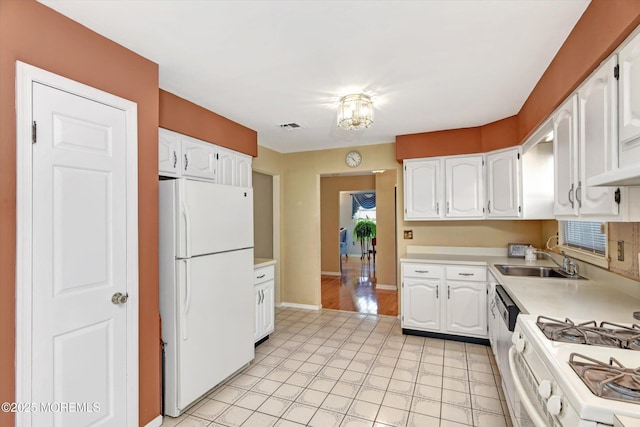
[159,128,252,188]
[401,262,487,340]
[486,147,521,218]
[254,264,275,344]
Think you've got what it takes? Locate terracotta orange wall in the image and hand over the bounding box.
[159,90,257,157]
[396,116,518,160]
[518,0,640,142]
[397,0,640,160]
[0,1,160,426]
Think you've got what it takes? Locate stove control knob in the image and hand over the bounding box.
[538,380,552,399]
[546,395,562,416]
[511,331,521,345]
[514,337,526,353]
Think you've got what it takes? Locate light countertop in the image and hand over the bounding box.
[401,252,640,324]
[254,258,276,268]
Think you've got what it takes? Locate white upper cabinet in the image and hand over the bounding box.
[236,154,253,188]
[404,159,442,219]
[217,147,236,185]
[553,95,579,216]
[619,32,640,165]
[159,128,252,187]
[181,136,218,181]
[577,55,619,217]
[553,58,621,219]
[486,147,521,218]
[445,155,484,218]
[159,128,180,177]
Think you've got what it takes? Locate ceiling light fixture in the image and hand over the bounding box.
[337,93,373,130]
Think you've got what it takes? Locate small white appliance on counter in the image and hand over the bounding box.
[509,314,640,427]
[159,178,254,417]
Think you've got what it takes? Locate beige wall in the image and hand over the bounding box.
[253,172,274,259]
[252,145,284,304]
[320,175,375,273]
[275,141,554,308]
[375,171,397,287]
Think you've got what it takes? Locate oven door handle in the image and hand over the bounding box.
[508,346,548,427]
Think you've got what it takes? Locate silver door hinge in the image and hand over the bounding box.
[32,121,37,144]
[401,315,404,321]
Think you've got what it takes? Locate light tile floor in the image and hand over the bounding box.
[161,307,512,427]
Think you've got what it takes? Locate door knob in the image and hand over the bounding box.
[112,292,129,305]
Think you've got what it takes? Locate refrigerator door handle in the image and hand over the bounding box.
[182,201,191,258]
[181,259,192,340]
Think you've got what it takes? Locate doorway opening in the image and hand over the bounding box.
[320,172,397,316]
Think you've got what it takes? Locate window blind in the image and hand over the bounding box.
[560,221,606,255]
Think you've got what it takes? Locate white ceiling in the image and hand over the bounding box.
[40,0,590,153]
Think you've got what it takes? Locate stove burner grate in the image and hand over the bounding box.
[569,353,640,403]
[536,316,640,350]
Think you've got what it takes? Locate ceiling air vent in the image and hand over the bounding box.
[279,122,303,130]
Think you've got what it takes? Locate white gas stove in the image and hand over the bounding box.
[509,314,640,427]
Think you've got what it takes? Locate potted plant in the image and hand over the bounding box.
[353,218,376,259]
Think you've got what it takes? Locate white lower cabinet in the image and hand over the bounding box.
[254,264,275,343]
[401,262,488,339]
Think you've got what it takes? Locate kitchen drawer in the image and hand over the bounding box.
[446,266,486,282]
[402,263,442,279]
[254,265,274,284]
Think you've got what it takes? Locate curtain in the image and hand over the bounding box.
[352,192,376,216]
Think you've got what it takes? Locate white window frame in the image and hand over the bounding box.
[558,221,609,269]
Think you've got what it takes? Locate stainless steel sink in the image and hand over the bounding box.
[494,264,584,279]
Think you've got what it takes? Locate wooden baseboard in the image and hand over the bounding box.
[280,302,322,311]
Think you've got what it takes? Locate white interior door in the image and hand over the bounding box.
[16,63,138,427]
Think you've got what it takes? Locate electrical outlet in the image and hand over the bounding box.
[404,230,413,240]
[618,240,625,261]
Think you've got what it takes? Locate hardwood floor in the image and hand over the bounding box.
[321,257,398,316]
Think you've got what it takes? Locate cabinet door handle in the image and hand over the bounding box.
[436,202,439,215]
[436,286,439,299]
[575,181,582,208]
[568,183,574,208]
[487,200,491,213]
[184,154,189,170]
[257,274,266,279]
[446,201,450,214]
[173,150,177,169]
[447,286,451,299]
[415,270,429,274]
[458,272,474,276]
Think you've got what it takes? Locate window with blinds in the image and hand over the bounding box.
[560,221,606,255]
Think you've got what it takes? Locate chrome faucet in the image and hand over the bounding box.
[534,250,579,276]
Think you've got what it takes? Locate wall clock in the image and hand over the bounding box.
[345,151,362,168]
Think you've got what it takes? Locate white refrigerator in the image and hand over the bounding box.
[159,179,254,417]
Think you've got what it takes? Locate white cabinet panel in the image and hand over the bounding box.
[182,137,218,181]
[553,95,579,216]
[445,281,487,337]
[402,278,440,331]
[445,155,484,218]
[236,154,253,188]
[578,56,619,216]
[254,264,275,343]
[619,31,640,166]
[486,148,521,218]
[404,159,442,219]
[159,128,180,176]
[217,147,236,186]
